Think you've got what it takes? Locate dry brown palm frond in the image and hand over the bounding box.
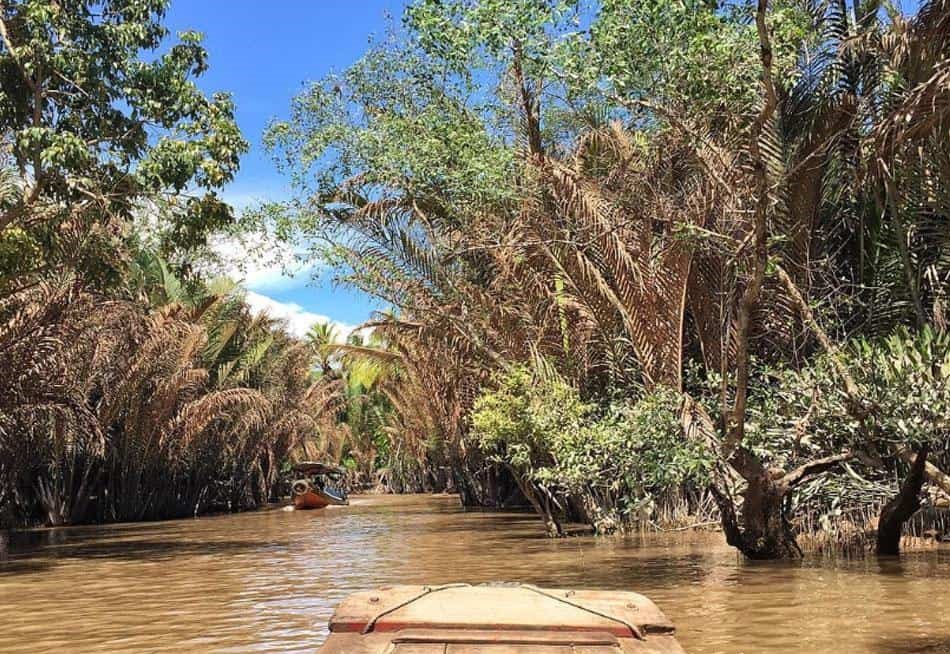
[876,66,950,153]
[166,387,271,449]
[324,342,402,364]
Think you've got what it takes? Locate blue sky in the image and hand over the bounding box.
[164,1,408,337]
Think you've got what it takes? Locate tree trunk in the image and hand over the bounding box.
[877,445,929,556]
[737,475,802,559]
[710,448,805,560]
[524,484,563,537]
[505,465,563,537]
[574,492,619,535]
[35,477,66,527]
[713,478,800,559]
[453,465,482,507]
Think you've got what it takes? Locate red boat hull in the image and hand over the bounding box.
[292,488,348,510]
[293,490,331,510]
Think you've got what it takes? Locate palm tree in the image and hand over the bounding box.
[307,321,341,377]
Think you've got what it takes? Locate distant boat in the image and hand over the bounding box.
[290,462,348,510]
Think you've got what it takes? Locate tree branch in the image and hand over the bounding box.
[724,0,777,454]
[898,446,950,497]
[779,451,854,490]
[773,264,864,404]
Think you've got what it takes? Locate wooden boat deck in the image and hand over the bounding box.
[317,584,686,653]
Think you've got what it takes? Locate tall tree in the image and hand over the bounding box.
[0,0,246,287]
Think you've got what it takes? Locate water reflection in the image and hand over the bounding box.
[1,494,949,653]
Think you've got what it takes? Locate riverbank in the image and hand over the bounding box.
[6,489,948,559]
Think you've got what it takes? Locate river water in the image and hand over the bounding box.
[2,494,950,653]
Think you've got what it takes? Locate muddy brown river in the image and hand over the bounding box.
[2,494,950,653]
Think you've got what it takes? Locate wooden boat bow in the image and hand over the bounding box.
[318,583,685,653]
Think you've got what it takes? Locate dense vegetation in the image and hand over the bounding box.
[0,1,335,527]
[264,0,950,558]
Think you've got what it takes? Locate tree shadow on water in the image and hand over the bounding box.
[0,558,56,576]
[0,537,264,575]
[3,520,192,552]
[874,637,950,653]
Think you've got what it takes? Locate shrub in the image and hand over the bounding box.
[471,367,710,532]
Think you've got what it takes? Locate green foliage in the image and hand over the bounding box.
[471,366,588,473]
[259,0,950,549]
[406,0,578,73]
[471,367,710,521]
[855,328,950,446]
[263,0,825,314]
[593,389,709,493]
[577,0,760,110]
[716,328,949,531]
[0,0,247,281]
[742,328,950,466]
[263,31,515,221]
[304,327,404,487]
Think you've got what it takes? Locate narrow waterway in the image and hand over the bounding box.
[2,494,949,653]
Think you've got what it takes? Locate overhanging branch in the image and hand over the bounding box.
[779,451,854,491]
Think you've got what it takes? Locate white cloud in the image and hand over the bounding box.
[210,188,368,342]
[211,232,324,293]
[244,291,355,340]
[207,183,326,293]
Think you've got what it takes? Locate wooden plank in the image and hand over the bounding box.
[445,646,573,653]
[391,629,619,645]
